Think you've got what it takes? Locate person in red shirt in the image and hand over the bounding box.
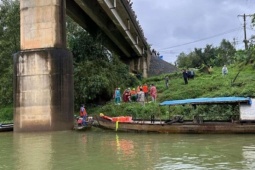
[142,83,149,103]
[123,88,131,102]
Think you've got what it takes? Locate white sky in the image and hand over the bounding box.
[132,0,255,63]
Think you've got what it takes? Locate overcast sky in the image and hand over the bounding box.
[132,0,255,63]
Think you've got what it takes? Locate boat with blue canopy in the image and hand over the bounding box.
[159,97,251,106]
[94,97,255,134]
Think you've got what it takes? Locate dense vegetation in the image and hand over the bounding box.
[0,0,255,123]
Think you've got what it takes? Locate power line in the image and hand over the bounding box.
[158,27,242,51]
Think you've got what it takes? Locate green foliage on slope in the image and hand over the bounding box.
[92,63,255,121]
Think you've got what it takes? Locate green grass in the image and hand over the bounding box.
[1,64,255,122]
[90,64,255,120]
[0,105,13,123]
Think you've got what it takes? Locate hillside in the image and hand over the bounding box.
[146,63,255,102]
[88,63,255,119]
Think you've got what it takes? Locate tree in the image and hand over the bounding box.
[216,39,236,66]
[176,52,190,68]
[66,17,139,107]
[0,0,20,105]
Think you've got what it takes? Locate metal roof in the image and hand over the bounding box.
[160,97,251,106]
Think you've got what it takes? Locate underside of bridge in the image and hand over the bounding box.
[66,0,151,76]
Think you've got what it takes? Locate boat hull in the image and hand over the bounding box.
[95,116,255,134]
[0,123,14,132]
[74,124,92,131]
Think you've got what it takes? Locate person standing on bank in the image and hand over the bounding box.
[150,84,157,102]
[182,69,188,84]
[142,83,149,103]
[137,88,145,106]
[165,76,169,88]
[222,65,228,76]
[114,87,121,104]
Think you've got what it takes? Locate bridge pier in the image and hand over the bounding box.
[14,0,74,132]
[129,53,150,78]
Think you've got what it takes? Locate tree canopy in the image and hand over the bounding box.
[0,0,20,105]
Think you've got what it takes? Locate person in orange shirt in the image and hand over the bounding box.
[142,83,149,103]
[130,88,137,102]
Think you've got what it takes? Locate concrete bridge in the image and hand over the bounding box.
[67,0,151,76]
[14,0,151,132]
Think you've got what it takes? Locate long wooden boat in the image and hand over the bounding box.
[0,123,13,132]
[94,97,255,134]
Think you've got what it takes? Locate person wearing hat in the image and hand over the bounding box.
[130,88,137,102]
[123,88,131,102]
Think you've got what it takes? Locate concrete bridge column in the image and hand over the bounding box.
[142,56,148,78]
[129,56,149,78]
[14,0,73,131]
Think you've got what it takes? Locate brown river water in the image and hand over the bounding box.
[1,128,255,170]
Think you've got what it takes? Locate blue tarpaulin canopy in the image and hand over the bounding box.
[160,97,251,106]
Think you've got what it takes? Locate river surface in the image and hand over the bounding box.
[1,128,255,170]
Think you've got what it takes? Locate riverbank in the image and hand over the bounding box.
[1,63,255,122]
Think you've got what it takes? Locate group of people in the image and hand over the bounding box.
[181,65,228,85]
[114,84,157,106]
[182,69,195,85]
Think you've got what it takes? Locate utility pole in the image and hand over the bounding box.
[232,37,238,48]
[238,14,253,50]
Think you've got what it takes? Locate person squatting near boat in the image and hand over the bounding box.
[78,104,88,126]
[113,83,157,105]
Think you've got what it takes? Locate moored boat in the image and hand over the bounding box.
[94,97,255,134]
[0,123,13,132]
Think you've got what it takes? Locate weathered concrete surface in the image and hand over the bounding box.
[20,0,66,49]
[16,0,73,131]
[14,49,73,132]
[148,54,178,77]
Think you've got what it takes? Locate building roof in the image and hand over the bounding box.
[160,97,251,106]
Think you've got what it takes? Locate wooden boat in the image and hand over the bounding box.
[94,97,255,134]
[0,123,13,132]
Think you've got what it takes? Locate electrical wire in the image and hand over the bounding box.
[158,27,243,51]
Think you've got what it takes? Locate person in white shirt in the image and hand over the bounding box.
[222,65,228,76]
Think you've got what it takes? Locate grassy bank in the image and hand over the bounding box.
[90,63,255,120]
[0,105,13,123]
[1,64,255,122]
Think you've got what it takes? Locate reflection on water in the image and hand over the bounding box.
[14,133,52,170]
[115,134,135,157]
[1,130,255,170]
